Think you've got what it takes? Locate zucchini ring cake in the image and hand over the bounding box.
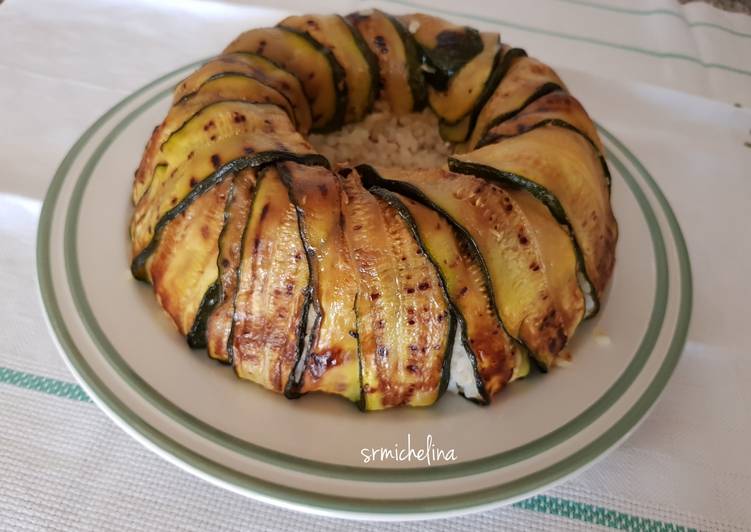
[129,10,618,411]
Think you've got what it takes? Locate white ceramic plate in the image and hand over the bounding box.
[37,61,692,520]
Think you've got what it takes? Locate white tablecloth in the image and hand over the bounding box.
[1,0,750,530]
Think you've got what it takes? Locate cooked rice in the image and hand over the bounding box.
[309,105,451,169]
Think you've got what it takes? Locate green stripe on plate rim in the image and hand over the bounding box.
[0,367,699,530]
[36,60,692,515]
[64,68,667,481]
[371,0,751,78]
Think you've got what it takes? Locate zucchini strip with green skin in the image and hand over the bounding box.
[428,32,500,125]
[131,151,328,281]
[130,101,321,261]
[230,167,311,393]
[198,168,257,356]
[339,169,455,410]
[277,162,361,402]
[450,124,618,314]
[346,9,427,114]
[478,117,612,192]
[181,76,296,133]
[172,53,312,133]
[223,27,347,132]
[464,55,565,150]
[397,13,483,91]
[358,165,584,370]
[438,47,528,144]
[476,90,603,153]
[134,52,312,205]
[370,188,529,403]
[146,176,234,338]
[133,78,299,206]
[280,14,379,124]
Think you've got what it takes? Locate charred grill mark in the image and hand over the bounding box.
[536,308,567,358]
[374,35,388,54]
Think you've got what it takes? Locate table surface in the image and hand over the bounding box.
[2,0,750,530]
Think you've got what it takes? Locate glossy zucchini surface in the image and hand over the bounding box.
[224,27,347,132]
[371,188,528,402]
[340,169,455,410]
[359,165,584,369]
[230,167,311,392]
[278,162,361,402]
[451,123,617,315]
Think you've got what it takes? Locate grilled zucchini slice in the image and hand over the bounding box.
[464,55,565,150]
[371,189,529,402]
[172,53,311,133]
[438,47,528,143]
[230,167,311,393]
[130,101,323,265]
[477,90,603,153]
[204,168,256,359]
[280,14,378,124]
[359,165,584,369]
[179,75,296,132]
[145,175,234,338]
[346,9,426,114]
[340,169,455,410]
[450,124,618,314]
[428,32,500,125]
[224,27,346,132]
[278,162,361,402]
[397,13,483,91]
[133,66,304,205]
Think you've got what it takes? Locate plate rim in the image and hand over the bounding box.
[37,61,693,517]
